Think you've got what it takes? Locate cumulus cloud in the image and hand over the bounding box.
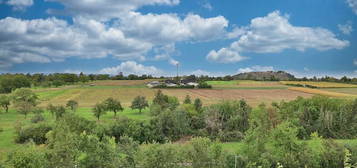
[338,21,353,35]
[237,65,274,73]
[347,0,357,14]
[207,11,349,63]
[45,0,179,20]
[0,0,230,68]
[99,61,162,76]
[6,0,33,11]
[0,17,152,67]
[207,48,246,63]
[119,12,228,44]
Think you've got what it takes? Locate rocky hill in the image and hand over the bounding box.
[233,71,295,81]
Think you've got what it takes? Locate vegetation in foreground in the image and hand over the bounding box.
[0,87,357,167]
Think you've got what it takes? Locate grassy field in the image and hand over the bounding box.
[207,80,288,89]
[322,88,357,95]
[281,81,357,88]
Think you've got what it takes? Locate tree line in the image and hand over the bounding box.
[1,89,357,167]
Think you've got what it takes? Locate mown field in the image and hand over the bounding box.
[280,81,357,88]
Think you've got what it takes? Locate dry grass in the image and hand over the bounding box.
[288,87,356,97]
[161,88,312,106]
[281,81,357,88]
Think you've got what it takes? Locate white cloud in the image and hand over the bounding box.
[206,48,246,63]
[338,21,353,35]
[6,0,33,11]
[207,11,349,63]
[0,17,152,67]
[45,0,180,20]
[191,69,211,76]
[237,65,274,73]
[304,67,310,72]
[347,0,357,15]
[354,59,357,66]
[201,2,213,11]
[169,58,180,66]
[119,12,228,43]
[99,61,162,76]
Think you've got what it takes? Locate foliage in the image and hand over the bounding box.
[183,95,192,104]
[66,100,78,112]
[12,88,38,118]
[198,82,212,89]
[15,123,52,145]
[7,143,49,168]
[0,95,10,113]
[0,75,31,93]
[131,96,149,113]
[194,98,203,112]
[103,97,123,117]
[92,103,107,121]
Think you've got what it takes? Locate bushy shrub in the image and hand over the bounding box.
[197,82,212,89]
[31,115,45,123]
[15,123,52,144]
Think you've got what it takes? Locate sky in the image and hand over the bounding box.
[0,0,357,77]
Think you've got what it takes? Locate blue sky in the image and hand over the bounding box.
[0,0,356,77]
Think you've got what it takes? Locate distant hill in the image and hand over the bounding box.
[233,71,295,81]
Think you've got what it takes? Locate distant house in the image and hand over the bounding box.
[147,81,161,88]
[166,83,177,87]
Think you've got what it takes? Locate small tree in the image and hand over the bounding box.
[131,96,149,114]
[66,100,78,112]
[104,98,123,117]
[12,88,38,119]
[93,103,107,121]
[194,98,203,112]
[0,95,10,113]
[54,106,66,120]
[184,95,192,104]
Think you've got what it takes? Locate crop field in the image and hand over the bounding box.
[288,87,356,97]
[281,81,357,88]
[31,80,313,107]
[207,80,288,89]
[321,88,357,95]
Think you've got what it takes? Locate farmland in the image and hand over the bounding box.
[33,80,311,107]
[280,81,357,88]
[1,79,357,167]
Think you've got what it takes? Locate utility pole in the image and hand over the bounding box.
[176,63,179,82]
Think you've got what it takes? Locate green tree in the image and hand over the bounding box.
[131,96,149,114]
[93,103,107,121]
[104,97,123,117]
[193,98,203,112]
[12,88,38,119]
[7,143,49,168]
[66,100,78,112]
[152,90,169,109]
[0,95,10,113]
[184,95,192,104]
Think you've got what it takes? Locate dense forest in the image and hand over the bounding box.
[0,87,356,168]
